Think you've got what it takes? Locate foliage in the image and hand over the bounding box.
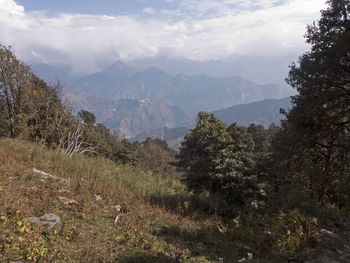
[137,138,178,177]
[0,45,72,146]
[0,210,49,262]
[277,0,350,207]
[78,109,96,125]
[177,112,266,212]
[271,209,318,254]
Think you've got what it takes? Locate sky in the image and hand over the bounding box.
[0,0,327,75]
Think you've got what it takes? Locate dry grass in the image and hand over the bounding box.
[0,138,248,263]
[1,138,322,262]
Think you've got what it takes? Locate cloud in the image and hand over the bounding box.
[0,0,326,74]
[142,7,156,14]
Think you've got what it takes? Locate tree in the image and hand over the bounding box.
[0,93,9,137]
[177,112,265,210]
[0,45,32,137]
[78,110,96,125]
[0,45,71,145]
[137,138,178,176]
[283,0,350,206]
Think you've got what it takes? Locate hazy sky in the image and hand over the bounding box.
[0,0,327,74]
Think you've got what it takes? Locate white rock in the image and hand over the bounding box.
[114,204,121,212]
[93,194,102,202]
[25,214,60,232]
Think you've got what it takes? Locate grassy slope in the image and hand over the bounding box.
[0,138,256,263]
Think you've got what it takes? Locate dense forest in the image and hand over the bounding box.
[0,0,349,262]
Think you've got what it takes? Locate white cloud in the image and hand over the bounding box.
[142,7,156,14]
[0,0,326,74]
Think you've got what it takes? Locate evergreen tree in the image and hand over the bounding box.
[177,112,265,210]
[283,0,350,206]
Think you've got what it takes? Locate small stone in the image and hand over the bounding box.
[58,196,78,205]
[93,194,102,202]
[58,189,70,194]
[114,204,121,212]
[247,252,253,261]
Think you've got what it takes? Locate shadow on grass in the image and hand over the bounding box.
[118,250,177,263]
[148,192,218,218]
[152,222,241,262]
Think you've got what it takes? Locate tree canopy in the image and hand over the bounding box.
[280,0,350,207]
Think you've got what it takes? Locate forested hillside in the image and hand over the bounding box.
[134,97,291,149]
[0,0,350,262]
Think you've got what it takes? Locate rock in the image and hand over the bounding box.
[33,168,70,185]
[114,215,120,224]
[304,229,350,263]
[319,229,343,247]
[93,194,102,202]
[196,242,206,250]
[114,204,121,212]
[316,255,339,263]
[58,189,70,194]
[237,244,255,254]
[58,196,78,205]
[25,214,60,232]
[236,244,255,262]
[247,252,253,261]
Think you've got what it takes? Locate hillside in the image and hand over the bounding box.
[133,97,291,149]
[1,138,350,263]
[212,97,291,127]
[0,138,262,262]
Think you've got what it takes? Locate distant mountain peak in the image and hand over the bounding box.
[142,66,167,75]
[109,61,128,69]
[102,61,138,76]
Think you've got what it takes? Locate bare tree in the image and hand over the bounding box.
[58,122,96,157]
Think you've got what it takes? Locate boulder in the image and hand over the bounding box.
[319,229,344,249]
[25,214,60,232]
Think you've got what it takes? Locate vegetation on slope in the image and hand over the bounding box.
[2,138,349,263]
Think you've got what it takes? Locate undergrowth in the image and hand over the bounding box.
[0,138,327,262]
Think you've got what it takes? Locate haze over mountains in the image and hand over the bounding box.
[134,97,291,149]
[32,60,294,138]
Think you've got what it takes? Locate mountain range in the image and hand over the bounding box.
[69,61,292,116]
[63,89,188,137]
[133,97,291,149]
[32,61,293,138]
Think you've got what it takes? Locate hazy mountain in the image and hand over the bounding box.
[128,54,298,85]
[133,97,292,149]
[31,63,77,86]
[70,62,292,116]
[64,89,188,137]
[212,97,291,127]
